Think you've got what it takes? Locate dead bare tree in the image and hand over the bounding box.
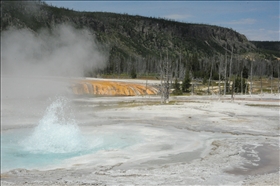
[127,55,132,76]
[250,59,254,96]
[259,58,266,95]
[218,55,222,96]
[178,56,185,81]
[269,60,274,94]
[160,50,172,104]
[229,46,234,101]
[224,50,228,96]
[207,57,214,95]
[191,77,194,95]
[260,75,263,95]
[114,55,121,79]
[240,58,244,95]
[231,77,235,102]
[229,45,233,79]
[278,61,280,94]
[160,53,163,102]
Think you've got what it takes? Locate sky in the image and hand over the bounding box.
[46,1,279,41]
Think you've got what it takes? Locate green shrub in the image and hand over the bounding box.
[172,78,182,95]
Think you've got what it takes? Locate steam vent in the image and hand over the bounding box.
[71,79,159,96]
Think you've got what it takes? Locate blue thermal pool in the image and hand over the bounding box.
[1,98,142,172]
[1,127,142,172]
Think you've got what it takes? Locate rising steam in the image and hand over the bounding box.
[2,24,108,77]
[1,24,108,99]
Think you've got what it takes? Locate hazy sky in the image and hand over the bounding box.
[46,1,279,41]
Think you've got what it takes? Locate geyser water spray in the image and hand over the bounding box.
[20,97,92,154]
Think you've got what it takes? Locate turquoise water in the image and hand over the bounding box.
[1,128,141,172]
[1,98,141,172]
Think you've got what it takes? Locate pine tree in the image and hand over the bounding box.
[242,66,249,79]
[130,67,137,79]
[172,78,182,95]
[234,76,246,93]
[182,69,191,92]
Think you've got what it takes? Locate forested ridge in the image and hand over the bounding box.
[1,0,279,82]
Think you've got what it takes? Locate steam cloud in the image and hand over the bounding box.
[2,24,108,77]
[1,24,108,99]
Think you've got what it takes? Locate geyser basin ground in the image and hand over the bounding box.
[1,90,279,185]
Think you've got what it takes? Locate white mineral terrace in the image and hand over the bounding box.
[1,76,279,186]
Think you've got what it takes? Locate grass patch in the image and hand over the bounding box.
[116,100,183,108]
[246,104,280,108]
[118,101,160,108]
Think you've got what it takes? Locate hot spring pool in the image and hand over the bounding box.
[1,128,142,172]
[1,98,142,172]
[1,97,211,173]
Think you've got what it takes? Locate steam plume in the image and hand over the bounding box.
[1,24,108,99]
[2,24,108,77]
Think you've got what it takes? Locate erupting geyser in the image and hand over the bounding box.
[20,97,90,154]
[1,97,95,171]
[1,97,142,172]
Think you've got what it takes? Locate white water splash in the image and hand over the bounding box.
[21,97,93,154]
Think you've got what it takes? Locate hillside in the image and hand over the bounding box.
[250,41,280,58]
[1,1,279,79]
[1,1,256,56]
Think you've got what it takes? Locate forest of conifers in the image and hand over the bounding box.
[1,0,279,83]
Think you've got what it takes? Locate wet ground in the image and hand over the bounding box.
[1,77,279,185]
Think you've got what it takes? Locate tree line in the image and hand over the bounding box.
[95,47,279,103]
